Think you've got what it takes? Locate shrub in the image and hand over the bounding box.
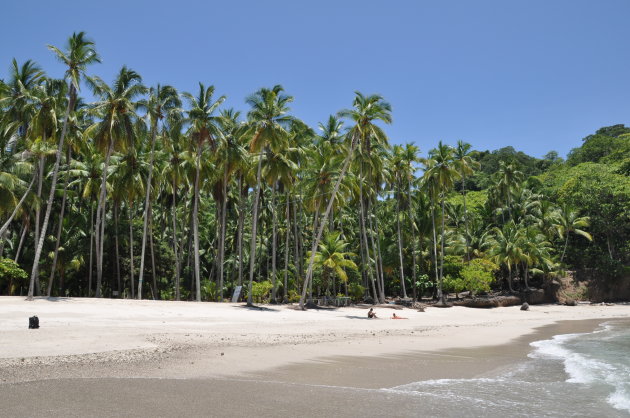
[460,258,498,296]
[0,258,28,295]
[348,282,365,302]
[251,281,273,303]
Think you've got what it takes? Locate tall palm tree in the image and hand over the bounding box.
[183,83,225,301]
[556,205,592,263]
[244,85,294,306]
[136,84,181,299]
[86,66,144,298]
[424,141,460,304]
[300,92,391,309]
[27,32,100,300]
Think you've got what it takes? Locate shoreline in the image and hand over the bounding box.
[1,296,629,385]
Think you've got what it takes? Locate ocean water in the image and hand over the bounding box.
[387,320,630,417]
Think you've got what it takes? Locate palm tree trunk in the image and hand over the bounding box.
[299,132,359,309]
[47,149,71,296]
[14,222,28,263]
[560,235,569,263]
[292,199,301,294]
[170,177,181,301]
[114,202,121,296]
[236,176,245,287]
[270,182,278,303]
[28,88,76,300]
[359,183,378,303]
[129,202,135,299]
[149,217,157,300]
[247,152,264,306]
[137,122,159,299]
[0,177,35,238]
[396,183,407,298]
[218,167,228,301]
[94,139,114,298]
[192,142,202,302]
[283,193,290,302]
[407,181,418,301]
[439,194,447,304]
[88,204,94,296]
[431,206,440,299]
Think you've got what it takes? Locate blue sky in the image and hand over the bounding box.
[2,0,629,158]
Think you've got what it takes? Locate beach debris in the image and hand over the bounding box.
[520,302,530,311]
[28,316,39,329]
[565,299,577,306]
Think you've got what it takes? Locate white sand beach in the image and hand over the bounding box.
[1,296,629,382]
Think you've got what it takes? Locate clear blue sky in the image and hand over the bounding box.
[2,0,629,158]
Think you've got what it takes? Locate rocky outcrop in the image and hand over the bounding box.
[453,295,521,308]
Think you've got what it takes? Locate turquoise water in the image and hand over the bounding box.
[387,320,630,417]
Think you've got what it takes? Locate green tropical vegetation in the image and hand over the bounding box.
[1,33,628,303]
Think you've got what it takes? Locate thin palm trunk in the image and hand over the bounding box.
[28,89,75,300]
[88,204,94,296]
[431,206,440,299]
[217,167,228,301]
[299,132,358,309]
[236,176,245,287]
[114,202,121,296]
[94,139,114,298]
[192,142,202,302]
[149,215,157,300]
[47,149,71,296]
[439,194,446,304]
[283,194,290,302]
[396,183,407,298]
[129,202,135,299]
[14,222,28,263]
[292,198,301,294]
[461,176,471,263]
[407,182,418,300]
[137,122,159,299]
[359,183,378,303]
[561,235,569,263]
[171,177,181,300]
[369,201,385,303]
[247,153,264,306]
[270,182,278,302]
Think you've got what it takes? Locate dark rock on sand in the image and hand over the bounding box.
[520,302,530,311]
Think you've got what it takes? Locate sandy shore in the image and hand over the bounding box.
[2,297,630,417]
[1,296,629,382]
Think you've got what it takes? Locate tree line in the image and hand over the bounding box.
[1,32,628,305]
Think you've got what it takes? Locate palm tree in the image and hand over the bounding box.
[85,66,144,298]
[27,32,100,300]
[423,141,460,304]
[556,205,592,263]
[183,83,225,302]
[136,84,181,299]
[299,92,392,309]
[453,140,479,262]
[495,161,524,221]
[244,85,294,306]
[309,231,358,296]
[490,221,525,292]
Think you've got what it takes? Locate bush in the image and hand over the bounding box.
[200,280,217,301]
[251,280,273,303]
[0,258,28,295]
[460,258,498,296]
[348,282,365,302]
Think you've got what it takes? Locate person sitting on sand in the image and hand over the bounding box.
[391,313,408,319]
[368,308,377,319]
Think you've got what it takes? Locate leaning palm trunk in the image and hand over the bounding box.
[137,123,159,299]
[560,235,569,263]
[14,223,29,263]
[299,133,359,309]
[192,143,202,302]
[247,153,264,306]
[28,88,76,300]
[396,184,407,298]
[0,176,36,238]
[94,140,114,298]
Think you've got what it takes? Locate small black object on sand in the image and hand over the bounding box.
[29,315,39,329]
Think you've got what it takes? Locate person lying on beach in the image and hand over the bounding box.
[367,308,377,319]
[391,313,408,319]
